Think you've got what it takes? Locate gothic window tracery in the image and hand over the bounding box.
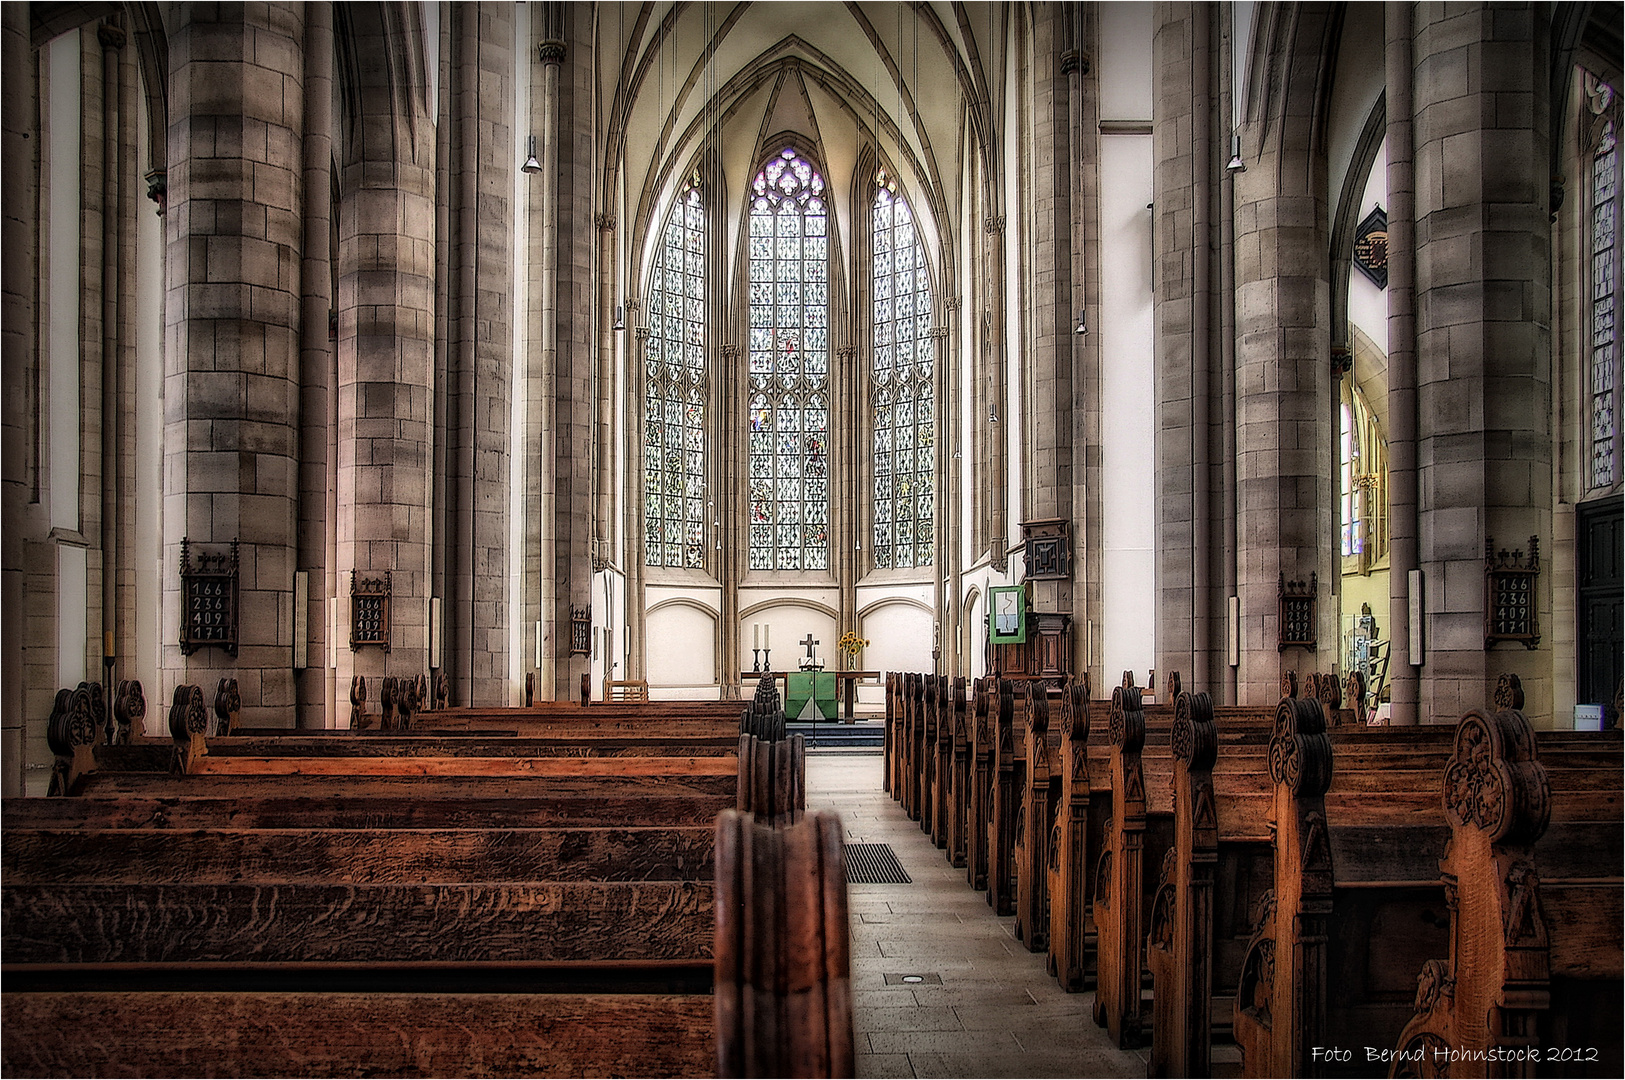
[871,169,935,569]
[1340,380,1388,571]
[1586,71,1620,491]
[747,148,830,572]
[645,172,707,569]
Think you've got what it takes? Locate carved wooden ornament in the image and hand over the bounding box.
[1441,707,1550,845]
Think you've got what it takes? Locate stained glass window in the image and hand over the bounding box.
[871,169,934,569]
[748,148,830,571]
[1339,378,1388,570]
[645,173,707,568]
[1587,73,1619,490]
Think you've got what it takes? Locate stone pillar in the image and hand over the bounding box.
[526,21,563,700]
[1411,5,1552,721]
[1229,11,1337,705]
[334,6,439,706]
[1384,3,1420,725]
[1068,11,1105,689]
[984,213,1009,569]
[162,4,305,722]
[549,8,596,698]
[1028,5,1076,621]
[2,2,35,793]
[98,22,127,702]
[1155,5,1222,692]
[441,3,514,706]
[296,2,333,727]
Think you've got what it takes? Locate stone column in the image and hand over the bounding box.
[98,22,127,701]
[1068,11,1105,689]
[441,3,514,706]
[1383,2,1420,725]
[2,3,35,793]
[984,213,1008,569]
[1411,5,1552,720]
[549,9,596,698]
[1028,4,1076,622]
[1228,10,1337,705]
[162,4,305,722]
[1150,6,1215,691]
[334,6,439,706]
[526,23,563,700]
[296,2,333,727]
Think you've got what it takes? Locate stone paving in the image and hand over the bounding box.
[807,751,1148,1079]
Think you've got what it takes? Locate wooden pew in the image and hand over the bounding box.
[3,805,852,1077]
[6,678,837,1077]
[1225,677,1617,1079]
[947,676,970,869]
[966,676,994,893]
[1090,673,1334,1058]
[1144,690,1281,1076]
[1390,704,1623,1079]
[1091,679,1164,1048]
[1047,677,1094,992]
[1012,681,1058,951]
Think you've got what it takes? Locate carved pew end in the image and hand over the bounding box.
[715,809,853,1079]
[737,733,806,827]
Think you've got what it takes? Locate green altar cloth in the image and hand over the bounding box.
[786,671,837,722]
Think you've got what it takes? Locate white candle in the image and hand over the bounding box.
[764,625,770,649]
[753,624,760,649]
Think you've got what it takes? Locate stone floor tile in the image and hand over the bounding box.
[865,1029,1023,1056]
[854,1053,918,1078]
[852,1006,964,1034]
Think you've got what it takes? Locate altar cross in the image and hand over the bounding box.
[801,633,819,661]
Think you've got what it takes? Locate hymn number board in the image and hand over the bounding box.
[351,571,392,652]
[179,538,240,657]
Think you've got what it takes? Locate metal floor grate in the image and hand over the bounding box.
[844,843,912,884]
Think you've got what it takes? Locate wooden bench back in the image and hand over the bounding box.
[1392,711,1623,1077]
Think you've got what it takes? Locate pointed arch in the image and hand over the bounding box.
[644,166,710,570]
[867,160,936,570]
[745,145,833,572]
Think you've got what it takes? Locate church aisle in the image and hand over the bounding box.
[806,752,1148,1080]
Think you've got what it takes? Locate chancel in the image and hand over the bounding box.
[2,2,1622,1078]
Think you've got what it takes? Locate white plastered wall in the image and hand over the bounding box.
[1098,3,1157,686]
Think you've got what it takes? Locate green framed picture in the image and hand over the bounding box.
[988,585,1027,644]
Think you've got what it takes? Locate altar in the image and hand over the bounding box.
[738,670,882,721]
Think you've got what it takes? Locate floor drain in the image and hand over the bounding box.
[883,972,943,985]
[845,843,912,884]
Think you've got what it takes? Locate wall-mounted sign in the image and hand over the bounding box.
[350,570,392,652]
[179,538,239,657]
[988,585,1027,645]
[1353,206,1388,289]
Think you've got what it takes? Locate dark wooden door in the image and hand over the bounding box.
[1577,497,1623,717]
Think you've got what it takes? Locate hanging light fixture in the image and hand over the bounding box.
[1073,308,1088,336]
[612,304,626,332]
[522,135,542,174]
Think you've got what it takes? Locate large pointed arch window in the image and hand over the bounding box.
[645,172,707,569]
[748,148,830,571]
[1586,72,1619,490]
[871,169,934,569]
